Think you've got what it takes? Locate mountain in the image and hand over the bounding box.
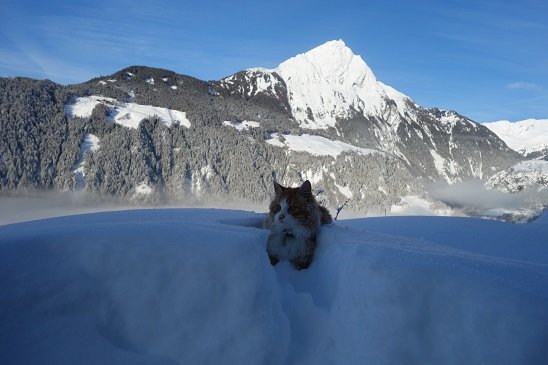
[482,119,548,198]
[486,159,548,192]
[0,41,524,214]
[483,119,548,159]
[216,40,520,183]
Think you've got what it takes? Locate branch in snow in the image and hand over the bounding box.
[334,199,350,221]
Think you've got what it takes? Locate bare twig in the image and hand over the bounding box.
[334,198,350,220]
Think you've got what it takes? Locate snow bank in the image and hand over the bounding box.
[1,209,547,364]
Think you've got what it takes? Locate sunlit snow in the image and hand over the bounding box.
[267,133,383,158]
[65,96,191,129]
[484,119,548,155]
[223,120,260,131]
[1,208,547,364]
[274,40,412,129]
[72,134,100,186]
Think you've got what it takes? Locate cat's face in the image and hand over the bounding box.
[269,181,313,228]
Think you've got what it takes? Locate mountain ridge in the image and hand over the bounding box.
[483,119,548,159]
[0,40,535,217]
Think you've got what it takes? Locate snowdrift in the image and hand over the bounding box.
[1,209,547,364]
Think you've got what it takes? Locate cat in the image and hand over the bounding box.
[264,180,332,270]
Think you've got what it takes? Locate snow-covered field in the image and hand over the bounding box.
[1,208,547,364]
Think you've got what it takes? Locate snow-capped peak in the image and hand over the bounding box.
[274,40,411,129]
[277,40,377,90]
[483,118,548,156]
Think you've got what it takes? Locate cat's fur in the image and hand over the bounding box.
[264,180,332,270]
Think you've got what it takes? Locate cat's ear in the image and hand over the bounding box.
[273,181,284,195]
[299,180,312,198]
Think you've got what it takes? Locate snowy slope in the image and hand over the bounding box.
[486,159,548,192]
[65,95,192,128]
[216,40,518,185]
[72,134,100,187]
[1,209,547,364]
[266,133,383,157]
[483,119,548,156]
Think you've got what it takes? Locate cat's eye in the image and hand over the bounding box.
[272,204,281,212]
[288,206,301,215]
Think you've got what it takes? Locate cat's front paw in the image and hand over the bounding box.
[268,254,279,266]
[290,256,312,270]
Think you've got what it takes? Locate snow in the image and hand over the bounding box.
[274,40,412,129]
[81,133,100,153]
[1,208,547,364]
[483,119,548,155]
[223,120,260,131]
[267,133,383,157]
[486,159,548,193]
[430,149,458,183]
[334,181,353,198]
[72,134,100,185]
[65,96,191,129]
[133,182,154,197]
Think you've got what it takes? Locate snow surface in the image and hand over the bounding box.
[1,208,547,364]
[429,149,459,183]
[267,133,383,157]
[483,119,548,155]
[65,96,191,129]
[222,120,260,131]
[133,182,154,197]
[72,134,100,185]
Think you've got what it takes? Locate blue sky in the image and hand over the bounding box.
[1,0,546,122]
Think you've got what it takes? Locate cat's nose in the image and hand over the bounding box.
[278,213,285,222]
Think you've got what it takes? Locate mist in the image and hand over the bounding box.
[0,190,268,226]
[427,179,533,213]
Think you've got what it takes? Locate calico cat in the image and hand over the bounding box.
[264,180,332,270]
